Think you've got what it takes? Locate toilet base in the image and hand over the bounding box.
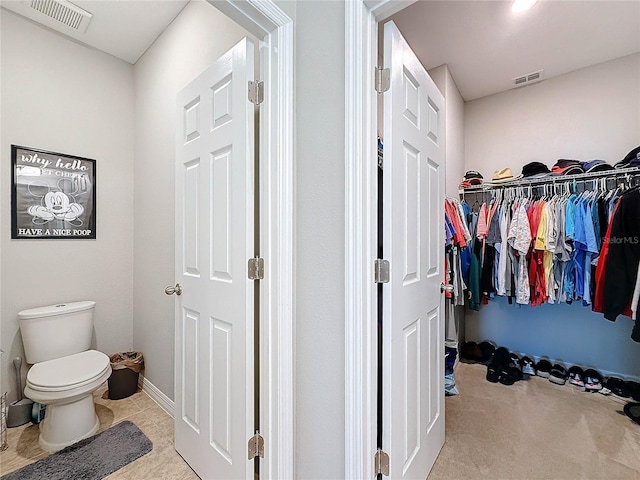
[38,394,100,452]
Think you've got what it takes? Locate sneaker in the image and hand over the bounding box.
[605,377,631,398]
[584,368,603,392]
[568,366,585,387]
[627,381,640,402]
[486,347,510,383]
[520,356,535,376]
[508,352,522,370]
[549,364,568,385]
[499,352,523,385]
[623,402,640,425]
[536,359,552,378]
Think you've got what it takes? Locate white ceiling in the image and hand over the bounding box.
[1,0,189,64]
[387,0,640,101]
[2,0,639,92]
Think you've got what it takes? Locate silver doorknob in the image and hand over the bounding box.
[440,283,454,294]
[165,284,182,296]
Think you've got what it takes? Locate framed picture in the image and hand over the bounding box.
[11,145,96,239]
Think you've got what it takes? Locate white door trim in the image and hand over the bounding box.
[344,1,416,478]
[208,2,294,479]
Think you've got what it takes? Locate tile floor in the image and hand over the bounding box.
[0,384,199,479]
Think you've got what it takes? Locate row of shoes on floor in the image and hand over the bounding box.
[460,340,640,399]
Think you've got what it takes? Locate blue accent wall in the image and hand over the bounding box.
[465,298,640,380]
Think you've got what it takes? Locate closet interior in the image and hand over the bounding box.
[446,155,640,395]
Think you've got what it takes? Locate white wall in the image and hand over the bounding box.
[134,1,348,475]
[0,9,135,401]
[0,8,4,388]
[293,1,345,477]
[464,53,640,379]
[428,64,465,197]
[428,64,466,343]
[132,0,253,400]
[465,53,640,178]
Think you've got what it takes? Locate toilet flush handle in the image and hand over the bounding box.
[165,284,183,296]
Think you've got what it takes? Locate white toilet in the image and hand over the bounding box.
[18,301,112,452]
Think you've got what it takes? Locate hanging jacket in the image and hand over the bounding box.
[468,241,482,311]
[602,189,640,327]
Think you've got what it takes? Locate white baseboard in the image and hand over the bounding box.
[139,375,175,418]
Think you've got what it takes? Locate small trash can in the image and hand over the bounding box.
[108,351,144,400]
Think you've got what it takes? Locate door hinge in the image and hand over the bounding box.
[374,259,390,284]
[375,67,390,94]
[248,257,264,280]
[248,432,264,459]
[374,449,389,476]
[248,80,264,105]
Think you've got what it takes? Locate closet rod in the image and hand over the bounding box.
[461,166,640,193]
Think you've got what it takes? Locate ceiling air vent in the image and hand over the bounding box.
[512,69,544,88]
[26,0,92,32]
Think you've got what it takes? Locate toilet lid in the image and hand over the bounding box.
[27,350,110,391]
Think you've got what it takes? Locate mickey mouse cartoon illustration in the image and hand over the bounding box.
[27,188,84,225]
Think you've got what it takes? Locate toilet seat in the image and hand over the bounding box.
[27,350,110,392]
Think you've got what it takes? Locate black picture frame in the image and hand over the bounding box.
[11,145,97,239]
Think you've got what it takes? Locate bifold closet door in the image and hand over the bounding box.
[382,21,446,480]
[174,37,255,480]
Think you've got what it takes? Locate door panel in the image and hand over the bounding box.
[175,37,255,480]
[382,21,445,480]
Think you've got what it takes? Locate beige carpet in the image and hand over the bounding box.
[429,363,640,480]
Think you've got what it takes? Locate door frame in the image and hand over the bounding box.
[208,2,294,479]
[344,1,417,478]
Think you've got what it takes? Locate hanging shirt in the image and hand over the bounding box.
[566,195,578,240]
[455,199,472,243]
[497,206,510,296]
[445,212,456,246]
[554,198,572,262]
[445,201,467,248]
[530,201,547,306]
[476,203,489,240]
[582,199,599,305]
[508,204,532,305]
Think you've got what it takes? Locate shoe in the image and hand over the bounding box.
[549,364,568,385]
[536,359,552,378]
[509,352,521,366]
[520,356,535,376]
[460,341,479,363]
[477,341,496,364]
[498,366,518,386]
[623,403,640,425]
[605,377,631,398]
[486,347,510,384]
[486,364,501,383]
[499,352,523,385]
[568,366,585,387]
[584,369,603,392]
[626,381,640,402]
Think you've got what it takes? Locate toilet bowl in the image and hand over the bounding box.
[24,350,112,452]
[18,301,112,452]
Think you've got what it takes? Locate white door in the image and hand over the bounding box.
[382,21,445,479]
[174,38,255,480]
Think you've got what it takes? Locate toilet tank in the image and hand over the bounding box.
[18,301,96,364]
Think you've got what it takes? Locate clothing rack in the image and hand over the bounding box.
[460,166,640,195]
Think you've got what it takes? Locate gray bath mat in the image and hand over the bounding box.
[1,420,152,480]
